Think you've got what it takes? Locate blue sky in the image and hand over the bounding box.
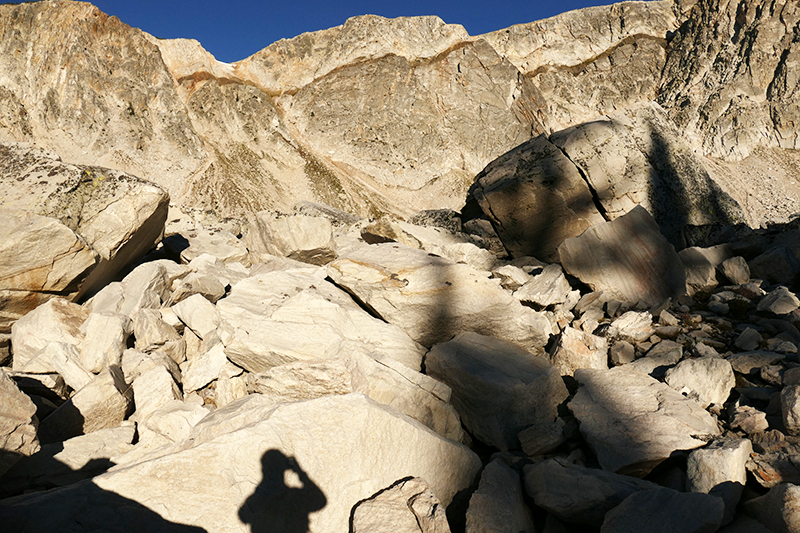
[79,0,621,63]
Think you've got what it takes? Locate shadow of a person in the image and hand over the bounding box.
[239,449,327,533]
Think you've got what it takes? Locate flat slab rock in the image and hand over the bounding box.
[0,393,481,533]
[570,366,720,477]
[426,332,568,451]
[558,205,686,307]
[327,243,552,351]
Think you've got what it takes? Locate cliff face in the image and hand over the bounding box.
[0,0,798,226]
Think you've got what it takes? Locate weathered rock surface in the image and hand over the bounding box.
[744,483,800,533]
[37,366,132,444]
[687,438,752,525]
[524,458,661,526]
[0,369,39,476]
[466,134,606,262]
[351,477,451,533]
[549,326,608,377]
[426,332,568,450]
[328,243,553,351]
[570,366,720,476]
[664,357,735,409]
[600,487,725,533]
[558,206,687,306]
[0,394,482,533]
[0,143,169,326]
[466,459,534,533]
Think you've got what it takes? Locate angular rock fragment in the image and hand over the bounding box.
[246,212,337,265]
[524,458,660,526]
[352,477,451,533]
[758,287,800,316]
[514,264,572,308]
[518,419,565,457]
[664,357,735,409]
[0,143,169,327]
[79,312,132,373]
[0,211,97,332]
[328,243,553,351]
[679,246,721,295]
[748,445,800,489]
[426,332,567,450]
[570,366,720,476]
[38,366,132,444]
[549,326,608,376]
[172,293,220,339]
[467,134,606,262]
[218,271,426,373]
[782,385,800,436]
[0,394,482,533]
[10,298,89,372]
[0,424,135,498]
[749,247,800,286]
[600,488,724,533]
[687,438,752,524]
[558,206,686,306]
[744,483,800,533]
[718,256,750,285]
[0,368,40,477]
[466,459,535,533]
[730,406,769,435]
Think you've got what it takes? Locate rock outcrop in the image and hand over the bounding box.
[0,143,168,332]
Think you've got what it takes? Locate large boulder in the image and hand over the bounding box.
[0,143,169,331]
[327,243,553,351]
[465,134,606,262]
[550,102,745,247]
[0,394,482,533]
[558,206,687,306]
[569,366,720,477]
[426,332,568,450]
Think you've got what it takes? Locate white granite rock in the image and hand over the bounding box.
[600,487,724,533]
[466,459,535,533]
[247,212,337,266]
[549,326,608,376]
[352,477,451,533]
[570,366,720,476]
[79,312,132,373]
[1,394,482,533]
[687,438,752,525]
[328,243,553,352]
[514,264,572,308]
[10,298,89,371]
[559,206,686,307]
[664,357,735,409]
[38,366,132,444]
[172,293,220,339]
[0,368,40,476]
[524,458,661,526]
[426,332,568,450]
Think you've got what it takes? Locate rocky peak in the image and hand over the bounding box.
[234,14,471,95]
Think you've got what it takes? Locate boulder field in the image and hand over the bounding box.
[4,141,800,531]
[1,0,800,531]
